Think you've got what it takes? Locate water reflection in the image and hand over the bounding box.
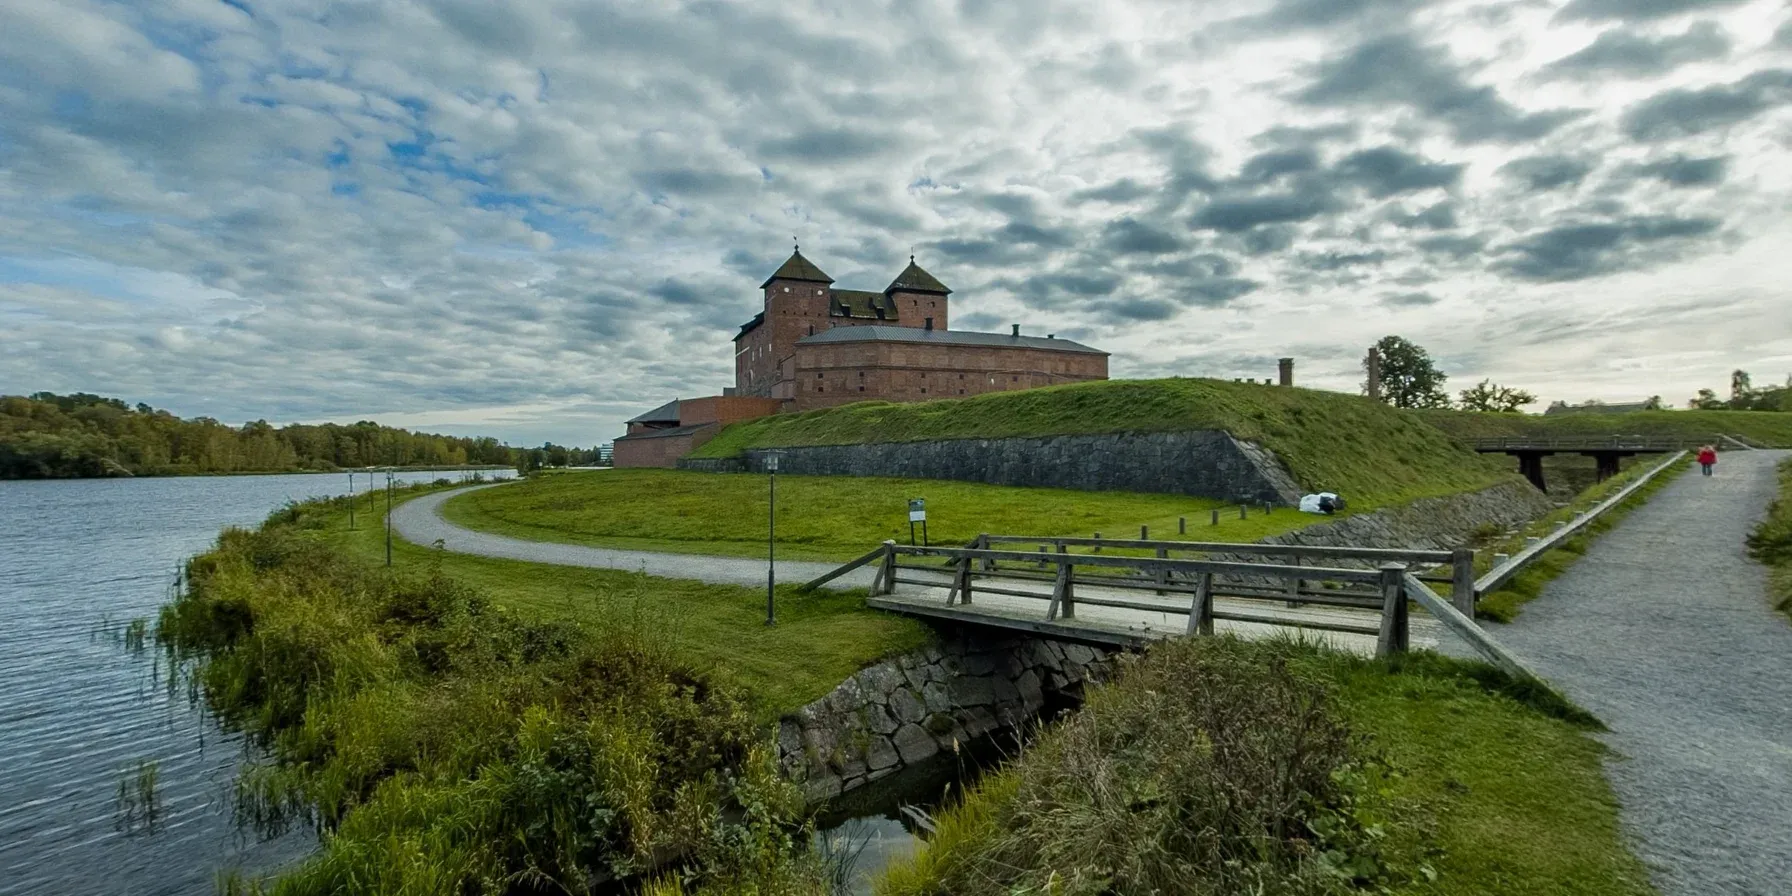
[0,470,511,895]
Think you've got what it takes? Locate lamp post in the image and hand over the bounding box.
[765,452,780,626]
[384,469,395,568]
[347,471,356,530]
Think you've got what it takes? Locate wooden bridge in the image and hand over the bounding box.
[1469,436,1695,490]
[803,534,1535,673]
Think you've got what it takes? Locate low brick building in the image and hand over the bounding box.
[614,247,1108,467]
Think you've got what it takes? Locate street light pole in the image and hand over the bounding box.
[384,470,394,568]
[347,471,355,530]
[766,452,779,626]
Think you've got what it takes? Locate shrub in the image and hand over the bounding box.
[880,637,1408,896]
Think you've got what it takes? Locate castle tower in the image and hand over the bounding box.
[884,256,951,330]
[737,247,833,400]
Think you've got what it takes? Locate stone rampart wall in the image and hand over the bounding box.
[681,430,1303,505]
[777,634,1113,803]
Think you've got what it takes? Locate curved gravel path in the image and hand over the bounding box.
[1495,449,1791,896]
[391,484,878,590]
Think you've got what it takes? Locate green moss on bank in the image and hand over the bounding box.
[691,378,1512,507]
[877,641,1652,896]
[1745,457,1792,621]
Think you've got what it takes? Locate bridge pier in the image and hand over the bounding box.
[1584,451,1634,482]
[1515,451,1548,491]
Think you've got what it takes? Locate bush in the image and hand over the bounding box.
[1745,458,1792,619]
[880,637,1410,896]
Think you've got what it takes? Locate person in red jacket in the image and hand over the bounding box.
[1698,445,1717,476]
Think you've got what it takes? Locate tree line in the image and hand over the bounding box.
[0,392,605,479]
[1364,337,1789,414]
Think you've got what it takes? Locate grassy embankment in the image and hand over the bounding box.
[692,378,1515,507]
[1475,454,1691,622]
[1421,408,1792,447]
[450,379,1517,562]
[876,637,1650,896]
[1746,457,1792,621]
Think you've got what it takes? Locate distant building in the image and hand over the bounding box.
[613,247,1109,468]
[1544,400,1655,415]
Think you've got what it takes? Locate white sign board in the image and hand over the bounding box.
[908,498,926,522]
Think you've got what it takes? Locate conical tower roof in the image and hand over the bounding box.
[885,256,951,295]
[759,248,834,289]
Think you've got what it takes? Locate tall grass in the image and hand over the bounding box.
[156,501,831,894]
[1745,457,1792,621]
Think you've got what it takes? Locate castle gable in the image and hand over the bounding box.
[830,289,899,321]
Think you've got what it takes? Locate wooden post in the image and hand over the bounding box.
[1186,571,1214,635]
[945,554,973,606]
[1046,557,1076,621]
[1154,546,1168,595]
[1140,524,1149,540]
[1376,563,1408,657]
[873,540,896,595]
[1179,516,1186,534]
[1037,545,1048,568]
[1238,505,1247,520]
[1092,532,1101,553]
[1285,556,1302,608]
[1211,509,1220,526]
[1450,549,1476,616]
[978,533,993,572]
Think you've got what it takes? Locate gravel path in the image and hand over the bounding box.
[1495,449,1791,896]
[390,484,878,590]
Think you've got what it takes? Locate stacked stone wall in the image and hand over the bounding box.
[777,634,1113,803]
[679,430,1303,505]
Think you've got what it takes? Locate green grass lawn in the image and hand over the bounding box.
[326,488,930,716]
[1421,407,1792,447]
[691,378,1514,506]
[1340,654,1653,896]
[439,468,1332,562]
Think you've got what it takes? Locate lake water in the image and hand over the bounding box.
[0,470,511,895]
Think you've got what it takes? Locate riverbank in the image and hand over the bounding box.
[0,463,518,481]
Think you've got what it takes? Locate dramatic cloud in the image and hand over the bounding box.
[3,0,1790,442]
[1295,34,1581,142]
[1622,69,1792,140]
[1494,215,1723,281]
[1544,22,1731,78]
[1500,155,1595,190]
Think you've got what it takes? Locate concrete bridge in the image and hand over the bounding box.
[1469,437,1692,490]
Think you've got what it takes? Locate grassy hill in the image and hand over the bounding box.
[1421,408,1792,447]
[692,378,1514,507]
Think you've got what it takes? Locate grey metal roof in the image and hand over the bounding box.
[796,326,1106,354]
[625,399,683,425]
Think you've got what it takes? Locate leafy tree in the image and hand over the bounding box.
[1457,379,1537,413]
[1644,395,1666,410]
[1366,335,1451,408]
[1690,388,1726,410]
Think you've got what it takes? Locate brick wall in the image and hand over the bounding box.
[678,396,782,427]
[613,426,717,468]
[791,341,1108,411]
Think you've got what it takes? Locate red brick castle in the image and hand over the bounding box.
[614,247,1109,467]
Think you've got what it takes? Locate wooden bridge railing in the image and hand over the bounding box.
[867,542,1417,656]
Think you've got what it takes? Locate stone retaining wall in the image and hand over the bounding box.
[682,430,1304,505]
[776,634,1113,803]
[1258,478,1549,553]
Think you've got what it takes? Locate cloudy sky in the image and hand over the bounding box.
[3,0,1791,446]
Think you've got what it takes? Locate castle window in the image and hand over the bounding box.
[859,386,865,391]
[921,388,927,394]
[817,372,823,378]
